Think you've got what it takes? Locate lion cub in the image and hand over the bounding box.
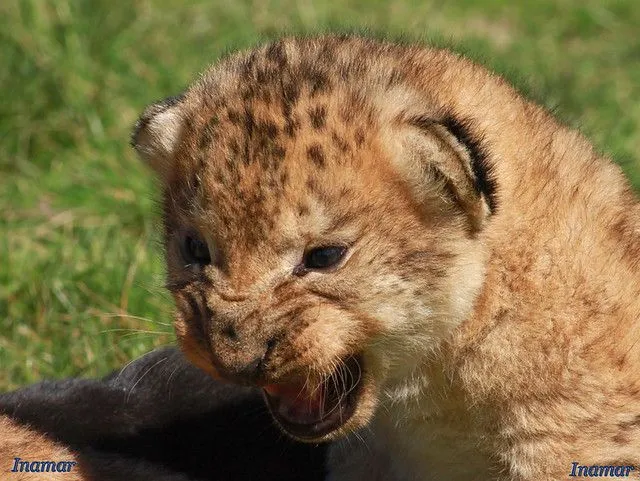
[133,35,640,480]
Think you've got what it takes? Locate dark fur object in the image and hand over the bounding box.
[0,347,327,480]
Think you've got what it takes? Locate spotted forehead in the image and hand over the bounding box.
[171,43,385,245]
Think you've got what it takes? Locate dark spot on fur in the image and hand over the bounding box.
[228,110,241,125]
[305,69,330,96]
[307,144,325,168]
[241,51,259,78]
[612,432,631,445]
[610,210,640,270]
[338,62,351,81]
[340,94,366,124]
[354,127,365,147]
[240,86,255,102]
[243,108,256,137]
[272,144,286,161]
[308,106,327,130]
[195,151,207,171]
[266,41,287,66]
[317,42,335,63]
[259,88,273,104]
[256,68,268,85]
[258,142,286,171]
[213,169,225,185]
[306,177,319,194]
[183,116,195,137]
[331,131,350,153]
[618,415,640,431]
[327,211,358,232]
[349,58,368,79]
[386,68,404,89]
[297,204,309,216]
[339,187,352,199]
[284,116,300,138]
[282,82,301,107]
[240,138,252,166]
[199,116,219,149]
[228,138,241,158]
[265,216,276,231]
[400,250,453,278]
[258,120,279,140]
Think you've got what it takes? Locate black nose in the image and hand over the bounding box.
[235,355,266,382]
[220,324,239,342]
[211,332,278,384]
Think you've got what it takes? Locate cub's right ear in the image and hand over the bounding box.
[131,94,185,180]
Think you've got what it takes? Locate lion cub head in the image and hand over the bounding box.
[132,36,491,442]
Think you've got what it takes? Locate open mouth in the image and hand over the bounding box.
[262,355,364,440]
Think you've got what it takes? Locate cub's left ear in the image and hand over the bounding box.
[390,115,494,233]
[131,94,186,180]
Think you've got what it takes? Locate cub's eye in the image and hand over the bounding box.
[303,246,347,270]
[181,233,211,266]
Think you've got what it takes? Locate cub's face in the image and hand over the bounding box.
[133,37,489,442]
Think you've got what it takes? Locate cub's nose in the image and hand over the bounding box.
[209,326,279,384]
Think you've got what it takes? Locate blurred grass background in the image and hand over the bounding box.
[1,0,638,390]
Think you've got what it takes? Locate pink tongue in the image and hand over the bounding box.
[264,382,325,424]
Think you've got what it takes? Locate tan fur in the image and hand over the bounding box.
[134,36,640,480]
[0,416,89,480]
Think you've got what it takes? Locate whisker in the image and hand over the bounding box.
[101,328,171,335]
[113,347,166,384]
[101,313,173,327]
[125,356,169,404]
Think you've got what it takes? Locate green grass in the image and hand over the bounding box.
[1,0,638,390]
